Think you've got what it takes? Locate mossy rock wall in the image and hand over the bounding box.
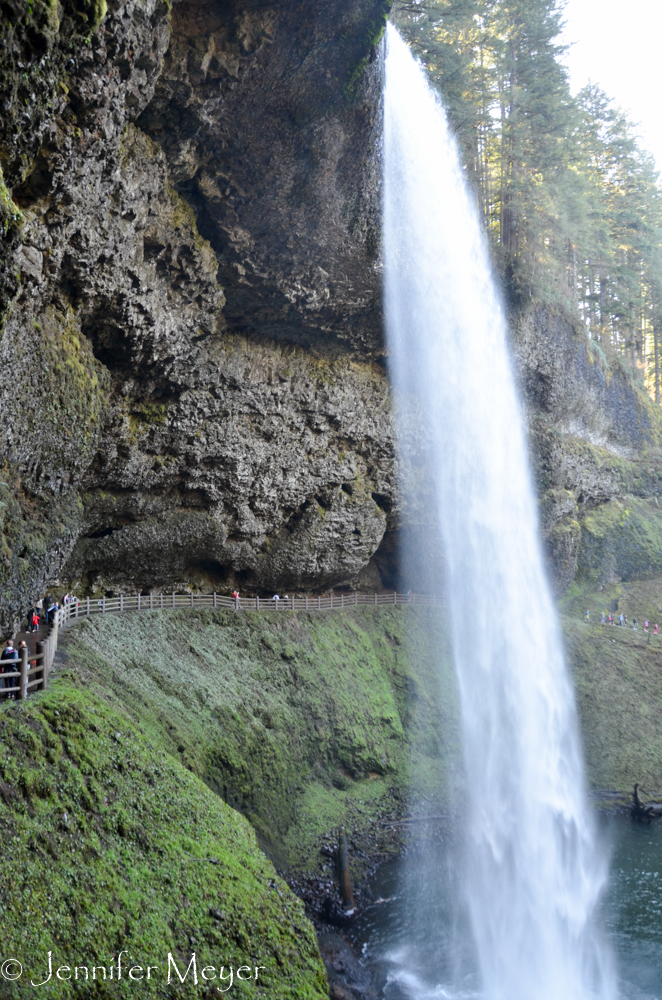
[59,605,461,872]
[577,497,662,586]
[561,577,662,795]
[0,686,327,999]
[0,604,460,996]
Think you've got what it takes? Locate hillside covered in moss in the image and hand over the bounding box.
[57,605,459,871]
[0,685,326,1000]
[0,605,459,997]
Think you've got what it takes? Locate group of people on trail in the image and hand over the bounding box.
[1,590,70,696]
[25,593,65,632]
[1,638,29,694]
[585,609,658,633]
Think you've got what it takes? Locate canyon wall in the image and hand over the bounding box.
[2,0,662,632]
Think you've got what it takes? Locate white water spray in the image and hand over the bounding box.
[383,26,616,1000]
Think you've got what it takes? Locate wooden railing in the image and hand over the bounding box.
[54,590,435,627]
[1,591,434,704]
[0,634,54,701]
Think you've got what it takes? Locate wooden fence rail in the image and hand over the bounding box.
[1,592,434,703]
[54,590,435,625]
[0,642,51,702]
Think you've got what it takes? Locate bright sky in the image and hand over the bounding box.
[560,0,662,173]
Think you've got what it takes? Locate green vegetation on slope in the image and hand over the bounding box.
[59,606,460,872]
[0,685,326,1000]
[0,605,459,997]
[577,497,662,586]
[561,576,662,796]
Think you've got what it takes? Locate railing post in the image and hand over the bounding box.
[393,591,396,604]
[137,593,141,611]
[305,595,308,610]
[120,594,124,612]
[190,593,193,608]
[86,596,90,616]
[318,595,321,610]
[341,593,344,608]
[160,594,164,609]
[19,646,28,700]
[172,593,175,608]
[213,592,217,608]
[36,641,46,690]
[256,595,259,610]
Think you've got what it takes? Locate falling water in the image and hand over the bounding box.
[383,25,616,1000]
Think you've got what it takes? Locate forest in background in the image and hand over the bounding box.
[393,0,662,404]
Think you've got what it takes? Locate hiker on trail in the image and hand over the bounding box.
[619,614,624,626]
[608,613,613,625]
[46,600,58,624]
[31,609,40,632]
[624,615,628,627]
[232,589,240,609]
[1,639,18,693]
[585,610,590,621]
[645,621,649,631]
[601,612,606,624]
[272,594,280,605]
[633,619,638,630]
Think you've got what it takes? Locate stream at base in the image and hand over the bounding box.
[347,816,662,1000]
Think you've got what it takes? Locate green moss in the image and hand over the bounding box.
[577,496,662,585]
[0,165,23,237]
[166,184,218,264]
[126,400,170,445]
[31,306,109,453]
[0,686,327,999]
[340,0,392,100]
[0,606,461,994]
[0,466,83,634]
[59,606,460,874]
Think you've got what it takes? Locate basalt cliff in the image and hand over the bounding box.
[1,0,662,632]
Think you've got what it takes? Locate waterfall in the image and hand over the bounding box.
[383,25,616,1000]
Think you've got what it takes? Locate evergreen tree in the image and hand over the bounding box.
[393,0,662,402]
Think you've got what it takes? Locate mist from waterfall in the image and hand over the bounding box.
[383,25,617,1000]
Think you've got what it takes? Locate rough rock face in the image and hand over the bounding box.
[0,0,392,630]
[137,0,388,355]
[513,308,662,592]
[2,0,662,630]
